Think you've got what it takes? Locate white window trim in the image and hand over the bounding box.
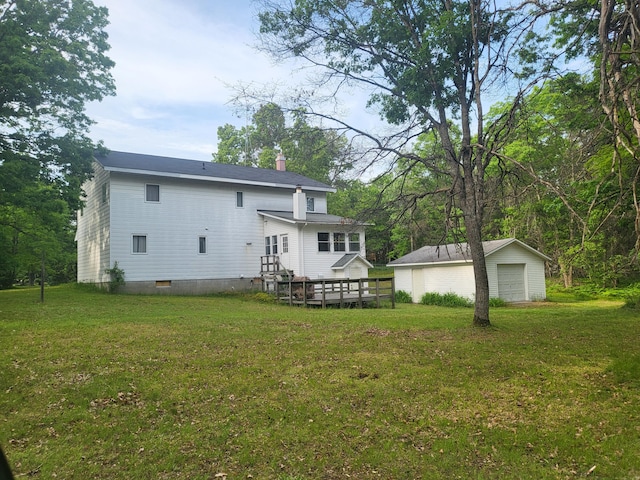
[132,234,147,254]
[236,191,244,208]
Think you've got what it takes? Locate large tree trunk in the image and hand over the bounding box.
[464,198,491,327]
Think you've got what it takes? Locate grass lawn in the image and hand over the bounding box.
[1,285,639,479]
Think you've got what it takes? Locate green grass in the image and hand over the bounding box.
[1,285,640,479]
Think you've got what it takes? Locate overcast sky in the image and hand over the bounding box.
[86,0,306,162]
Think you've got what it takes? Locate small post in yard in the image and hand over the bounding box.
[40,250,45,303]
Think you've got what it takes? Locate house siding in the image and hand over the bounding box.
[485,244,547,301]
[76,164,111,284]
[79,172,328,286]
[301,225,367,279]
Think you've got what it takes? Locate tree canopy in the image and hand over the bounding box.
[0,0,115,289]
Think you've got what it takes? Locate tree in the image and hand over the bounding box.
[213,103,353,185]
[258,0,550,326]
[0,0,115,290]
[552,0,640,259]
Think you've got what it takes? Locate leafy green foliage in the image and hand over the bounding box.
[394,290,413,303]
[420,291,473,308]
[0,0,115,288]
[214,103,352,185]
[105,262,125,293]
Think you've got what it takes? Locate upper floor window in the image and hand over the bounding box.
[101,184,108,204]
[349,233,361,252]
[146,184,160,202]
[199,236,207,254]
[307,197,315,212]
[236,191,244,208]
[333,233,346,252]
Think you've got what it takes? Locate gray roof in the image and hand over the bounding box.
[331,253,374,269]
[388,238,550,266]
[95,151,335,192]
[258,210,368,226]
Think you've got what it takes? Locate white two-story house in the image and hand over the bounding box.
[76,151,371,294]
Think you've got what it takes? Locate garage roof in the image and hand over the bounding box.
[387,238,550,266]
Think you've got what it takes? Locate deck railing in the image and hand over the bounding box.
[276,277,395,309]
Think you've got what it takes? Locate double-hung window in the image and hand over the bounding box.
[133,235,147,254]
[317,232,330,252]
[146,184,160,202]
[307,197,315,212]
[349,233,361,252]
[333,233,346,252]
[265,235,278,255]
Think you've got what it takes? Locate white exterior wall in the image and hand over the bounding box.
[102,173,324,283]
[263,218,367,279]
[485,244,547,300]
[301,225,367,279]
[77,165,111,283]
[423,263,476,301]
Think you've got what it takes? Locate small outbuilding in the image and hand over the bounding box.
[387,238,550,303]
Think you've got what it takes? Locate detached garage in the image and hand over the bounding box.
[388,238,550,303]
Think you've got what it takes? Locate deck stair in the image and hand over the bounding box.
[260,255,293,292]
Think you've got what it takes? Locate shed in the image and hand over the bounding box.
[387,238,550,303]
[331,254,374,279]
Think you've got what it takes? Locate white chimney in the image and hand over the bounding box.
[276,151,286,171]
[293,185,306,221]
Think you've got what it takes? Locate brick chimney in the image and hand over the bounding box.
[293,185,306,221]
[276,151,286,171]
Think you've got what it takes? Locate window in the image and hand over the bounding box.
[265,236,271,255]
[318,232,330,252]
[271,235,278,255]
[349,233,361,252]
[199,236,207,254]
[236,191,244,208]
[133,235,147,254]
[101,184,108,204]
[281,234,289,254]
[333,232,346,252]
[146,184,160,202]
[307,197,315,212]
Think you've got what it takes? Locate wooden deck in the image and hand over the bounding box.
[276,277,395,308]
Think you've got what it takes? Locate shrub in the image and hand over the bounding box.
[420,291,473,308]
[623,295,640,310]
[105,261,125,293]
[489,297,507,307]
[394,290,413,303]
[252,292,276,303]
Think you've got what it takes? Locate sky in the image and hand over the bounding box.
[86,0,309,162]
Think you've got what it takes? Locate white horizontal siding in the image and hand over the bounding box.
[485,243,547,300]
[423,264,476,300]
[301,225,367,279]
[107,173,324,282]
[77,165,111,283]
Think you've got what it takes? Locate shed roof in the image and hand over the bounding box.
[95,151,335,192]
[387,238,550,267]
[331,253,374,270]
[258,210,368,226]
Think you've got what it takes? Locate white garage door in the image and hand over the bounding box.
[497,264,526,302]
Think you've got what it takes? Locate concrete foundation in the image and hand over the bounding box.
[93,277,262,295]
